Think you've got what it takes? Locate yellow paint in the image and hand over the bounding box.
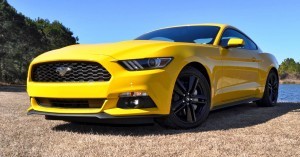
[27,23,278,116]
[227,38,245,48]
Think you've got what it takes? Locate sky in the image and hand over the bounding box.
[7,0,300,63]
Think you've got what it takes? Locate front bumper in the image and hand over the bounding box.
[27,54,178,117]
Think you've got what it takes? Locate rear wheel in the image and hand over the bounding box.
[156,66,211,129]
[256,70,279,107]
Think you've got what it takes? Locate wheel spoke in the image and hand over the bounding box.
[272,93,276,100]
[189,104,197,122]
[186,105,192,122]
[191,94,207,100]
[174,103,186,114]
[272,89,278,100]
[272,81,278,88]
[174,85,184,96]
[270,76,275,84]
[268,83,272,89]
[188,76,199,93]
[191,100,206,106]
[176,80,187,93]
[270,89,274,100]
[172,100,184,111]
[186,105,196,123]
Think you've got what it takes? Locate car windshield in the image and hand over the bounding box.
[135,26,220,45]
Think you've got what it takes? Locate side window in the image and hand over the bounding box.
[194,38,213,44]
[247,39,257,50]
[220,29,257,50]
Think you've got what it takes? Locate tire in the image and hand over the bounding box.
[156,66,211,129]
[256,70,279,107]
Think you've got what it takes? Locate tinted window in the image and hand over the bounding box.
[247,38,257,50]
[135,26,220,44]
[220,29,257,50]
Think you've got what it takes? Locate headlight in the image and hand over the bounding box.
[118,57,173,71]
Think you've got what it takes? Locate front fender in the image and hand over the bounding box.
[157,45,222,106]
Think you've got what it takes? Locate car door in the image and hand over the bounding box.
[219,28,259,103]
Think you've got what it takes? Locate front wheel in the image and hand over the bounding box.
[256,70,279,107]
[156,66,211,129]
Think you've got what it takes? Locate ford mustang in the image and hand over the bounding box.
[27,23,279,129]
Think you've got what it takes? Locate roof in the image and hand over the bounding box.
[159,23,231,30]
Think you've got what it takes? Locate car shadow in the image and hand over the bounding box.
[0,85,26,92]
[52,102,300,136]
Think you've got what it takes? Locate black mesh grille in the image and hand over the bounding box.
[32,62,111,82]
[36,98,105,108]
[51,99,89,108]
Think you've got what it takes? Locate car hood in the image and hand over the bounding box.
[38,40,181,60]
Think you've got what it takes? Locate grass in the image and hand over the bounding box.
[1,86,300,157]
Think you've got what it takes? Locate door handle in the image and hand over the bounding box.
[251,57,257,62]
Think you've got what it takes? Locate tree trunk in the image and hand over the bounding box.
[19,58,23,83]
[0,57,3,82]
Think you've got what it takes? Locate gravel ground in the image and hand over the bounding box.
[1,86,300,157]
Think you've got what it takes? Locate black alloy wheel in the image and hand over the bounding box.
[156,66,211,129]
[267,73,279,103]
[172,74,207,123]
[257,70,279,107]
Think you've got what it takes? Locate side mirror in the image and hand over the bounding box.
[225,38,245,49]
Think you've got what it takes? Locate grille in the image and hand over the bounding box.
[32,62,111,82]
[36,98,105,108]
[51,99,89,108]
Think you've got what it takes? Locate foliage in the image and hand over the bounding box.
[0,0,78,83]
[278,58,300,75]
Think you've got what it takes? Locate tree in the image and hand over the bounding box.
[0,1,78,84]
[278,58,300,80]
[278,58,299,75]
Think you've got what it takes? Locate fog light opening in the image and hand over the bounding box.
[117,92,156,109]
[125,99,140,108]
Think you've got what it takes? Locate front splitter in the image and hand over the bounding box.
[28,110,165,124]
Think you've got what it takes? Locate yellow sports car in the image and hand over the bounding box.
[27,23,279,129]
